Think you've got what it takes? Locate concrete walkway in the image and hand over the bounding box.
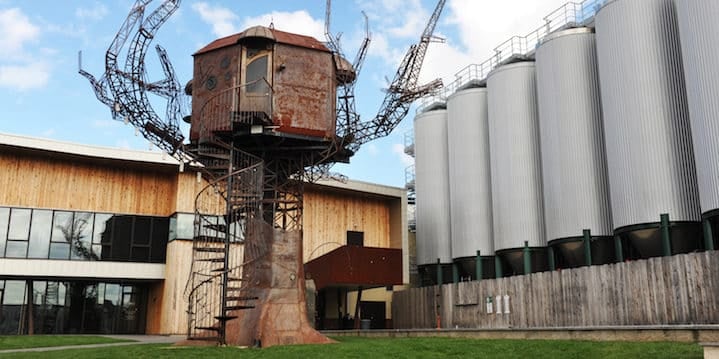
[0,335,184,354]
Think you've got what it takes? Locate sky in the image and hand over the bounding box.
[0,0,570,188]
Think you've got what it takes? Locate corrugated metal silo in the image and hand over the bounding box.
[414,107,453,285]
[446,87,495,279]
[595,0,701,258]
[675,0,719,250]
[487,61,547,276]
[535,27,614,268]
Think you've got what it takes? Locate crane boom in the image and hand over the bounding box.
[350,0,445,149]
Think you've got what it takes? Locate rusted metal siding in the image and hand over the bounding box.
[272,43,336,139]
[304,246,403,290]
[189,44,241,141]
[190,36,336,142]
[194,28,329,56]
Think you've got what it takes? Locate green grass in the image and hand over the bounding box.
[0,335,133,350]
[0,336,703,358]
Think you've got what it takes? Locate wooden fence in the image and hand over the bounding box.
[392,251,719,329]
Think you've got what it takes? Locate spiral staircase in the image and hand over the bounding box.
[183,84,272,344]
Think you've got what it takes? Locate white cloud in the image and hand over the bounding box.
[447,0,569,60]
[0,8,51,91]
[75,3,108,21]
[192,2,238,37]
[0,7,39,54]
[0,62,49,90]
[240,10,325,40]
[392,143,414,166]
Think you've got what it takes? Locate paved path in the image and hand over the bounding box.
[0,335,184,354]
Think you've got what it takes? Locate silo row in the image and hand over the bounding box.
[414,0,719,285]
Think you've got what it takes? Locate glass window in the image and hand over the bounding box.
[246,55,268,93]
[111,216,133,261]
[104,284,121,306]
[0,208,9,256]
[44,282,62,306]
[97,283,105,305]
[71,212,96,260]
[28,210,52,258]
[57,282,67,306]
[171,213,194,240]
[130,247,149,262]
[150,218,169,262]
[93,214,113,244]
[92,244,104,260]
[49,242,70,260]
[5,241,27,258]
[3,281,26,305]
[8,209,31,241]
[51,211,74,243]
[32,281,47,305]
[133,217,151,245]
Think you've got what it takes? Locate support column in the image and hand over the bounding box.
[475,250,482,281]
[547,246,555,271]
[494,256,503,278]
[660,213,671,257]
[436,258,443,286]
[353,286,362,329]
[452,262,459,284]
[703,219,715,251]
[614,235,624,262]
[523,241,531,275]
[583,229,592,266]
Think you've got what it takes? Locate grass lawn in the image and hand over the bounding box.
[0,336,702,358]
[0,335,133,350]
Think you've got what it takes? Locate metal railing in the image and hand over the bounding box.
[404,130,415,157]
[417,0,609,112]
[198,78,273,142]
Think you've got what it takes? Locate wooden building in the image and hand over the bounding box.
[0,133,408,335]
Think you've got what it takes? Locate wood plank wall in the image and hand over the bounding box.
[392,251,719,329]
[0,151,197,216]
[303,187,391,262]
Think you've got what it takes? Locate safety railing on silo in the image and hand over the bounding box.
[404,130,415,157]
[405,164,416,193]
[406,165,417,232]
[417,0,609,113]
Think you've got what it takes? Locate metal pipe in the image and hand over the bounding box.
[523,241,531,275]
[475,250,482,281]
[703,219,715,251]
[614,235,624,262]
[494,256,503,278]
[548,246,556,271]
[583,229,592,266]
[452,262,459,283]
[660,213,671,256]
[436,258,443,286]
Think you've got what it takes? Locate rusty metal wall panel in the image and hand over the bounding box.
[595,0,700,229]
[273,44,336,139]
[190,44,241,141]
[304,246,403,290]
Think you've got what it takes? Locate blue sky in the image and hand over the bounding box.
[0,0,568,187]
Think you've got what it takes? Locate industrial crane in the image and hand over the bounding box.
[350,0,445,151]
[80,0,446,346]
